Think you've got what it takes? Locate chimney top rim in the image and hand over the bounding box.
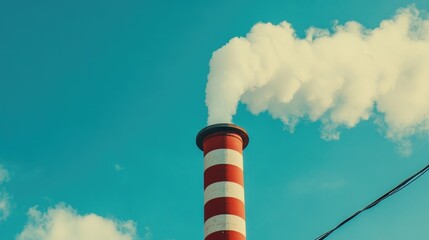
[196,123,249,151]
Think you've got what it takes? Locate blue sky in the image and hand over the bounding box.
[1,0,429,239]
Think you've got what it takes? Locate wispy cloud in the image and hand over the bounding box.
[0,164,11,221]
[0,191,11,221]
[114,164,124,171]
[0,165,10,184]
[143,226,153,240]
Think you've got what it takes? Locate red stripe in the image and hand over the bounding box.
[205,230,246,240]
[204,164,244,189]
[204,197,245,222]
[203,133,243,155]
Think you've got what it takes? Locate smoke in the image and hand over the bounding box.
[206,7,429,142]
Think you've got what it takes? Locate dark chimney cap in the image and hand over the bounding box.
[196,123,249,151]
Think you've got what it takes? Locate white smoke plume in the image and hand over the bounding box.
[206,6,429,142]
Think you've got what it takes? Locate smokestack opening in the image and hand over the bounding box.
[196,123,249,151]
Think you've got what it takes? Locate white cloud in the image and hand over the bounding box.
[114,164,124,171]
[206,6,429,144]
[0,164,10,184]
[16,204,138,240]
[0,190,11,221]
[143,226,153,240]
[0,164,11,221]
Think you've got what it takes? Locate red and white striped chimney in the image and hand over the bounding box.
[196,123,249,240]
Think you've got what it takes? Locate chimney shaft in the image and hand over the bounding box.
[196,123,249,240]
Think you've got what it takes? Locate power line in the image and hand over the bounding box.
[315,163,429,240]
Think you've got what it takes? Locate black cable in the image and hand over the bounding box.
[315,163,429,240]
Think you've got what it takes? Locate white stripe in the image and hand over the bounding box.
[204,214,246,238]
[204,149,243,171]
[204,181,245,204]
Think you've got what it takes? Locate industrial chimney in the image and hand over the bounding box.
[196,123,249,240]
